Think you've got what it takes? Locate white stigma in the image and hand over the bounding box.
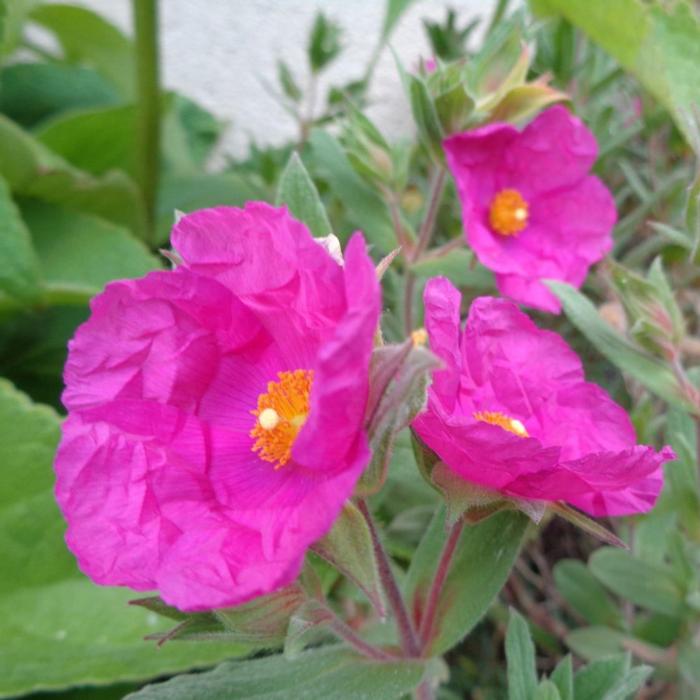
[258,408,280,430]
[514,208,527,221]
[510,419,527,436]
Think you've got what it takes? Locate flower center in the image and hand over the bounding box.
[473,410,529,438]
[250,369,314,469]
[488,188,529,236]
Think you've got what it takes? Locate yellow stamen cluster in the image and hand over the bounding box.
[411,328,428,347]
[250,369,314,469]
[488,188,529,236]
[473,410,529,438]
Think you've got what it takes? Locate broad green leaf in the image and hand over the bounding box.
[573,654,630,700]
[0,114,146,238]
[590,547,686,617]
[124,646,426,700]
[404,507,529,656]
[276,152,332,237]
[0,379,250,697]
[312,501,385,616]
[30,3,135,96]
[530,0,700,145]
[22,200,159,295]
[546,281,694,412]
[565,626,626,661]
[307,129,395,253]
[505,608,537,700]
[0,63,119,128]
[37,103,137,177]
[549,655,573,700]
[553,559,623,628]
[605,665,653,700]
[0,176,42,302]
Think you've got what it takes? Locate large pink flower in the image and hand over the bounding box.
[444,105,616,313]
[412,277,674,517]
[55,202,380,612]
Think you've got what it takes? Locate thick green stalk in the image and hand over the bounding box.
[133,0,161,247]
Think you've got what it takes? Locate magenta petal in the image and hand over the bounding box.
[494,273,562,313]
[509,105,598,193]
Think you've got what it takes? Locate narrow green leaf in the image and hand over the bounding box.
[404,507,529,656]
[533,680,561,700]
[381,0,416,40]
[307,129,395,253]
[124,646,427,700]
[550,655,573,700]
[312,501,385,616]
[590,548,685,617]
[573,654,630,700]
[565,626,626,661]
[605,665,653,700]
[546,280,694,412]
[0,176,42,302]
[284,599,334,660]
[553,560,623,628]
[506,608,538,700]
[276,152,332,238]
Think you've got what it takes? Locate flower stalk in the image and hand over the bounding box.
[357,499,421,658]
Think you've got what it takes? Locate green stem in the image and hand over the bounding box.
[418,518,464,647]
[357,499,421,658]
[133,0,161,247]
[412,168,447,262]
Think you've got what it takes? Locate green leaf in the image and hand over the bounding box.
[0,176,42,302]
[546,280,694,412]
[531,0,700,145]
[124,646,426,700]
[0,114,146,238]
[565,626,627,661]
[553,559,623,628]
[407,74,444,163]
[590,547,686,617]
[308,129,395,253]
[534,680,561,700]
[276,152,332,237]
[410,247,495,291]
[404,508,529,656]
[573,654,630,700]
[283,599,334,660]
[277,60,302,102]
[312,502,385,616]
[549,655,573,700]
[30,3,135,96]
[359,342,440,495]
[308,13,342,74]
[505,608,537,700]
[0,63,120,128]
[0,0,39,56]
[605,665,653,700]
[22,200,159,295]
[380,0,416,41]
[0,379,251,697]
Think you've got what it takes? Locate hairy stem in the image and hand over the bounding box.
[133,0,161,247]
[328,613,398,661]
[357,499,421,657]
[418,518,465,646]
[413,168,447,262]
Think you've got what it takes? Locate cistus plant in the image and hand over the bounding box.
[3,1,700,699]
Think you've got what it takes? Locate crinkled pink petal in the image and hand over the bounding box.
[443,106,616,312]
[412,286,675,516]
[55,204,380,611]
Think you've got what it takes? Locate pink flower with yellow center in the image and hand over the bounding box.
[54,203,380,612]
[444,106,617,313]
[412,277,674,517]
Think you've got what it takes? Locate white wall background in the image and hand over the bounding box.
[79,0,496,159]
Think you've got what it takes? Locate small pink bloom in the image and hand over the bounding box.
[55,203,380,612]
[412,278,674,517]
[444,106,617,313]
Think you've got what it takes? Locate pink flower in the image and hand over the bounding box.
[412,278,674,517]
[54,203,380,612]
[444,106,616,313]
